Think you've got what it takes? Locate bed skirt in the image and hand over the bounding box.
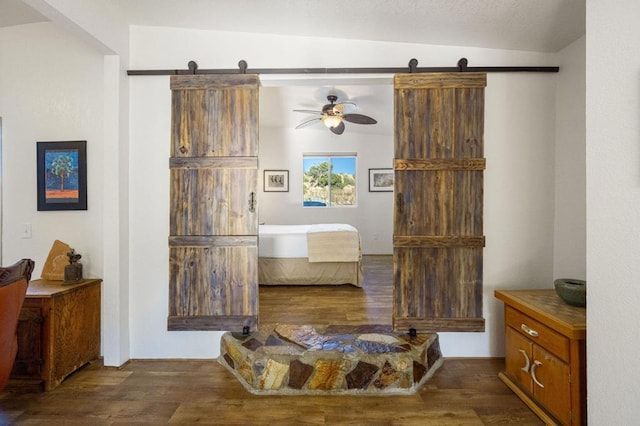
[258,257,363,287]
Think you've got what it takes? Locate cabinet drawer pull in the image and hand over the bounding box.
[520,323,539,337]
[531,360,545,388]
[518,349,530,373]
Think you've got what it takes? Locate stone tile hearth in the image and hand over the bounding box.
[218,324,442,395]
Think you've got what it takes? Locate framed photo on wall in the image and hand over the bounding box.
[264,170,289,192]
[369,168,394,192]
[37,140,87,211]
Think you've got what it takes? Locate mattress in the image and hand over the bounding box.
[257,224,363,286]
[258,224,311,258]
[258,258,362,287]
[258,224,360,261]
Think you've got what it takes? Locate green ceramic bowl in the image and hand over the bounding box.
[554,278,586,307]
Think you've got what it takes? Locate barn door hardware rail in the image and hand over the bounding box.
[127,57,558,76]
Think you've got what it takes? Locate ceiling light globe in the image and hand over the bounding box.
[322,116,342,129]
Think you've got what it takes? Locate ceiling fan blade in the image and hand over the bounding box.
[343,113,377,125]
[329,121,345,135]
[293,109,322,115]
[333,102,356,115]
[295,117,322,129]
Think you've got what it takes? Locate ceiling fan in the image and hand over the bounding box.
[294,95,377,135]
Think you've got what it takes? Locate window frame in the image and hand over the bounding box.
[302,153,357,208]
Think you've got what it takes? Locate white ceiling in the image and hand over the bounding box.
[2,0,585,52]
[1,0,584,136]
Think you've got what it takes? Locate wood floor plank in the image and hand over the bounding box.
[259,255,393,328]
[1,358,542,425]
[0,256,543,425]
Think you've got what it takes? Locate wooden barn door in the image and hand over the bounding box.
[168,74,259,332]
[393,73,486,333]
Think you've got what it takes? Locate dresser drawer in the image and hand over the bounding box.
[505,305,569,361]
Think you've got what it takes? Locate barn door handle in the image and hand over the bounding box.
[249,192,256,213]
[396,193,404,214]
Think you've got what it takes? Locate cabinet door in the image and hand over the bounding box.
[532,345,571,425]
[11,305,43,378]
[505,326,533,392]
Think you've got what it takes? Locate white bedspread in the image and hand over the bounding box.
[258,224,310,258]
[258,224,361,263]
[306,223,360,263]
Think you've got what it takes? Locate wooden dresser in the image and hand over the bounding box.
[495,289,586,426]
[8,278,101,392]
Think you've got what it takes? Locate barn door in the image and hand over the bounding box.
[393,73,486,332]
[168,74,259,331]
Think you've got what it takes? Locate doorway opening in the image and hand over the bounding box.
[256,80,395,330]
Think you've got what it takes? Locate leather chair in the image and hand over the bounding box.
[0,259,35,392]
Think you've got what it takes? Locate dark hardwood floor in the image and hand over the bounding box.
[0,256,542,425]
[0,358,542,425]
[259,255,393,328]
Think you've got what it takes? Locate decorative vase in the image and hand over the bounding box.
[63,249,83,285]
[554,278,586,307]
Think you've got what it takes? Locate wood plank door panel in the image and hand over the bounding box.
[168,241,258,330]
[393,73,486,333]
[169,74,259,332]
[171,75,258,158]
[169,160,258,236]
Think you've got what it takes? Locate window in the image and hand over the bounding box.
[303,154,356,207]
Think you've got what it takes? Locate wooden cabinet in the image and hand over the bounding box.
[495,290,586,425]
[8,278,101,392]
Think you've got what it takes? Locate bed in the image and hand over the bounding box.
[258,224,363,287]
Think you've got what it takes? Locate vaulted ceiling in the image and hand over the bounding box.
[2,0,585,136]
[2,0,585,53]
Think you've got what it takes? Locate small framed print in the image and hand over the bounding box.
[37,141,87,211]
[369,168,394,192]
[264,170,289,192]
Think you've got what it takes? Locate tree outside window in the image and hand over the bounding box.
[303,155,356,207]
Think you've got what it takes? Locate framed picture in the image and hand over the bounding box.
[369,168,394,192]
[264,170,289,192]
[37,141,87,211]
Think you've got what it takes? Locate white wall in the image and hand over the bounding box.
[587,1,640,424]
[0,20,574,362]
[0,22,107,353]
[554,36,586,279]
[448,71,557,355]
[128,26,561,358]
[258,90,394,254]
[0,23,104,277]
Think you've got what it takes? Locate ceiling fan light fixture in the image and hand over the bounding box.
[294,95,374,134]
[322,115,343,129]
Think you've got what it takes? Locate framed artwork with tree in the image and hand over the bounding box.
[37,140,87,211]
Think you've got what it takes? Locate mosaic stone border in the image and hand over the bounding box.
[218,324,443,395]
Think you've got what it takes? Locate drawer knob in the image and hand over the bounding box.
[520,323,539,337]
